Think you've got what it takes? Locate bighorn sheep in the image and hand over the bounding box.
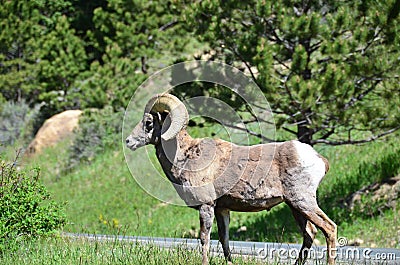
[126,93,337,265]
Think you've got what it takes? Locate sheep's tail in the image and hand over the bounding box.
[318,154,330,174]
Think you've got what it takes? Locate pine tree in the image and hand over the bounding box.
[0,0,86,116]
[35,13,87,115]
[186,0,400,145]
[77,0,190,110]
[0,0,50,102]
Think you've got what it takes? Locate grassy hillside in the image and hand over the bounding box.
[14,130,400,249]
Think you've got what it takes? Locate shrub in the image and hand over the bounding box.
[0,100,40,147]
[0,93,5,112]
[67,107,123,170]
[0,152,66,252]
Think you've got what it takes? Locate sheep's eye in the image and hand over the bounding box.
[145,120,153,130]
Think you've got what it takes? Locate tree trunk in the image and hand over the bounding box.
[297,123,313,146]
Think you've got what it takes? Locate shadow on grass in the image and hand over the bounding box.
[211,204,302,244]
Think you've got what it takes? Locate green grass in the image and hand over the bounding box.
[339,205,400,248]
[1,236,266,265]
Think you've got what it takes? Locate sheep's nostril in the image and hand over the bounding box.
[126,138,130,144]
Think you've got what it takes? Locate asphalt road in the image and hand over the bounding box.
[64,233,400,264]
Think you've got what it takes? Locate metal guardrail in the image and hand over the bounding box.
[63,233,400,264]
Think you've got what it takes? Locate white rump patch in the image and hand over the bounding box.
[293,141,326,188]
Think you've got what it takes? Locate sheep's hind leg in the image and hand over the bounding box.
[290,200,337,265]
[215,208,232,264]
[289,205,318,265]
[199,204,215,265]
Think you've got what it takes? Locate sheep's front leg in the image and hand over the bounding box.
[199,204,214,265]
[215,208,232,263]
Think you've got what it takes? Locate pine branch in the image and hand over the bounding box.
[309,40,323,53]
[311,126,400,146]
[320,128,335,140]
[282,126,298,136]
[344,79,382,110]
[282,73,299,107]
[141,56,147,74]
[230,46,259,86]
[273,55,291,70]
[221,122,276,143]
[243,107,275,126]
[159,20,179,31]
[357,27,383,55]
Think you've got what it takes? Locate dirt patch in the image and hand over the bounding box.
[345,176,400,212]
[26,110,82,155]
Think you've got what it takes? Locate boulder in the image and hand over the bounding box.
[26,110,82,155]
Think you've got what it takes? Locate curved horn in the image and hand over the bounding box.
[144,93,189,141]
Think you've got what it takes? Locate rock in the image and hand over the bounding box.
[313,238,321,246]
[236,226,247,233]
[26,110,82,155]
[186,226,199,238]
[345,176,400,212]
[349,238,364,246]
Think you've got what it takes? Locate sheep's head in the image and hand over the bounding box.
[126,93,189,151]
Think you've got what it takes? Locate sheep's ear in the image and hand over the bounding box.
[158,111,169,123]
[157,112,163,122]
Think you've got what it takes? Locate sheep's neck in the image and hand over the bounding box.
[155,129,194,183]
[175,129,195,150]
